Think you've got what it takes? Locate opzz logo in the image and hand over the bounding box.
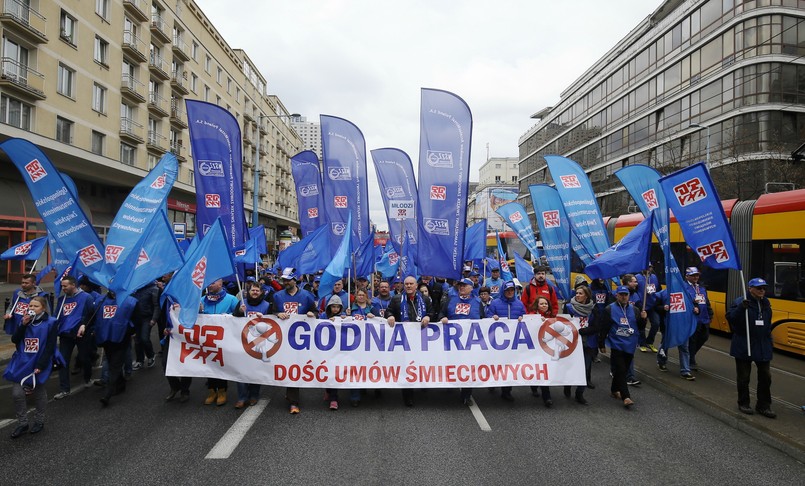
[191,256,207,289]
[673,177,707,207]
[455,303,471,315]
[328,167,351,181]
[669,292,686,313]
[198,160,225,177]
[426,150,453,168]
[205,194,221,208]
[642,189,659,211]
[331,222,347,236]
[509,211,523,223]
[24,338,39,353]
[430,185,447,201]
[423,218,449,236]
[696,240,730,263]
[24,159,48,183]
[385,186,405,198]
[334,195,348,208]
[559,175,581,188]
[150,173,167,189]
[388,252,399,265]
[105,245,125,264]
[136,249,150,268]
[78,245,103,267]
[299,184,319,197]
[14,242,31,256]
[542,210,560,228]
[103,305,117,319]
[62,302,77,316]
[307,207,319,218]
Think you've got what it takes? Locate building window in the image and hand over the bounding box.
[495,175,501,182]
[91,131,105,155]
[92,83,107,113]
[204,85,210,102]
[147,154,159,170]
[95,0,109,20]
[120,143,136,165]
[235,87,240,103]
[216,67,222,84]
[190,73,197,92]
[226,78,231,94]
[56,117,74,144]
[57,63,75,98]
[205,55,211,73]
[0,95,32,130]
[60,10,77,45]
[216,95,221,106]
[191,40,198,60]
[94,36,109,66]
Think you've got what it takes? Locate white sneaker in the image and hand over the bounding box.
[132,362,143,371]
[54,391,70,400]
[146,357,156,368]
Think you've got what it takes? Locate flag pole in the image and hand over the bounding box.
[27,256,40,275]
[739,269,751,357]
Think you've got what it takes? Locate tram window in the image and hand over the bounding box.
[754,240,804,302]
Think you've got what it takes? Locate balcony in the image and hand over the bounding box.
[122,30,147,63]
[243,111,254,123]
[120,117,144,143]
[243,157,254,169]
[121,74,145,103]
[169,141,185,161]
[0,58,45,100]
[170,70,189,95]
[1,0,47,43]
[149,14,171,44]
[172,36,190,61]
[170,100,187,128]
[148,53,169,80]
[122,0,148,22]
[147,130,167,152]
[148,92,168,117]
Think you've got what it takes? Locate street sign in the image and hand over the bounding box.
[173,222,186,240]
[389,200,415,220]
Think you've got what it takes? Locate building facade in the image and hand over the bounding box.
[290,115,321,159]
[0,0,300,280]
[470,157,518,231]
[519,0,805,219]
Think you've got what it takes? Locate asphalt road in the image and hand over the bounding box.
[1,343,803,485]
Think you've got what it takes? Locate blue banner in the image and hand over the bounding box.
[320,215,352,299]
[463,219,487,262]
[161,218,235,327]
[400,231,419,280]
[544,155,611,261]
[495,202,541,261]
[528,184,571,301]
[290,151,326,237]
[109,209,184,303]
[376,245,400,279]
[584,213,654,280]
[616,164,698,349]
[417,88,473,279]
[1,236,47,261]
[0,138,105,283]
[276,223,331,276]
[353,230,376,278]
[248,225,267,255]
[320,115,370,255]
[186,100,247,248]
[370,148,419,254]
[659,162,741,270]
[513,251,534,284]
[233,238,261,265]
[496,232,514,282]
[101,153,178,286]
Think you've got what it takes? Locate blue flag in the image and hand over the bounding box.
[320,215,352,299]
[371,148,419,254]
[248,225,267,255]
[109,209,184,304]
[496,232,514,282]
[376,245,400,279]
[0,138,105,284]
[528,184,572,301]
[35,263,55,285]
[233,237,261,265]
[178,237,192,254]
[463,219,487,262]
[276,223,331,276]
[186,100,246,249]
[417,88,473,279]
[101,153,178,286]
[616,164,698,349]
[659,162,741,270]
[320,116,370,256]
[495,202,541,262]
[291,151,327,237]
[353,231,376,278]
[584,213,654,280]
[485,257,500,271]
[1,236,47,261]
[400,231,418,280]
[161,218,236,327]
[513,251,534,285]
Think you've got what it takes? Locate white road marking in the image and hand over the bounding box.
[467,399,492,432]
[205,399,269,459]
[0,418,15,429]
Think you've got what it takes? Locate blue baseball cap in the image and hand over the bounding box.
[459,278,474,286]
[685,267,700,276]
[748,278,768,288]
[615,285,630,294]
[502,281,516,291]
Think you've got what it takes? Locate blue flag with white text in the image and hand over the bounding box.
[528,184,572,301]
[371,148,419,254]
[291,151,326,237]
[376,245,400,279]
[496,202,541,262]
[1,236,47,261]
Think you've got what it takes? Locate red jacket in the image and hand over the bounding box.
[521,279,558,315]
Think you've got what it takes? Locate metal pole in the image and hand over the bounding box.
[705,125,710,168]
[252,116,261,228]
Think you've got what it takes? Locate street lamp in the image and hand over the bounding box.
[253,112,300,228]
[690,123,710,167]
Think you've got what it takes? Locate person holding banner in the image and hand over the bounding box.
[320,295,347,410]
[440,278,484,406]
[233,282,271,409]
[489,281,526,402]
[4,274,50,336]
[563,286,599,405]
[54,276,96,399]
[351,290,379,320]
[372,281,393,319]
[199,279,239,407]
[726,278,776,418]
[636,265,661,353]
[684,267,713,371]
[604,286,646,409]
[94,291,139,407]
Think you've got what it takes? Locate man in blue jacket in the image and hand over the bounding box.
[54,276,96,399]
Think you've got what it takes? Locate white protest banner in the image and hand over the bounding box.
[166,311,586,388]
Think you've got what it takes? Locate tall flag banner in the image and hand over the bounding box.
[528,184,571,301]
[417,88,472,279]
[370,148,419,253]
[463,219,487,262]
[485,257,501,271]
[513,251,534,285]
[659,162,741,270]
[496,232,514,282]
[276,223,331,276]
[101,153,178,286]
[290,151,326,237]
[376,245,400,279]
[320,115,370,255]
[616,164,697,349]
[161,218,235,327]
[186,100,247,249]
[495,202,541,262]
[1,236,47,261]
[109,209,184,304]
[544,155,611,261]
[47,230,71,275]
[353,231,376,278]
[399,231,418,280]
[248,225,267,256]
[0,138,105,284]
[320,215,352,299]
[584,213,654,280]
[232,238,261,265]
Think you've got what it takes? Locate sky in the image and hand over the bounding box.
[194,0,661,231]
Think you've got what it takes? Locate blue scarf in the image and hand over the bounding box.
[400,292,427,322]
[204,289,227,304]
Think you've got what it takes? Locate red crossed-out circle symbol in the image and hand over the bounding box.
[241,317,283,360]
[537,316,579,359]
